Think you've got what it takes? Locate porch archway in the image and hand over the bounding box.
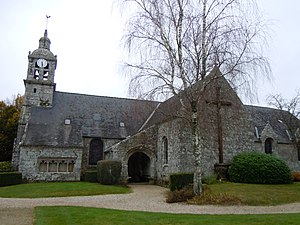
[128,152,151,182]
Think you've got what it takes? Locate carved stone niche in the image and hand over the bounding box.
[39,160,48,172]
[38,157,76,173]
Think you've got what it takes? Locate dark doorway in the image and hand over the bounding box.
[265,138,273,154]
[128,152,150,182]
[89,138,103,165]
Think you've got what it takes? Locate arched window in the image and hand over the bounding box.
[162,136,168,164]
[89,138,103,165]
[265,138,273,154]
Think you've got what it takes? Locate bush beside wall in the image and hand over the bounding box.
[0,172,22,187]
[169,172,194,191]
[97,160,122,185]
[229,152,292,184]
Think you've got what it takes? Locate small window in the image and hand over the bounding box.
[33,88,37,93]
[265,138,273,154]
[64,119,71,125]
[254,127,259,139]
[162,136,168,164]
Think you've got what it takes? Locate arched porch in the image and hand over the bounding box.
[124,147,156,183]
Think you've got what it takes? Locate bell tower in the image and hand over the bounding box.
[12,30,57,169]
[24,29,57,107]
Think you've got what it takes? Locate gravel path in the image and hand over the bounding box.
[1,184,300,224]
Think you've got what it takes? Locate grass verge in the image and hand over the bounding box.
[0,182,130,198]
[35,206,300,225]
[206,182,300,206]
[167,182,300,206]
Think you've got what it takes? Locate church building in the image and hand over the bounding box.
[12,31,300,182]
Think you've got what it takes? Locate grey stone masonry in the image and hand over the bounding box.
[18,146,82,181]
[13,31,300,182]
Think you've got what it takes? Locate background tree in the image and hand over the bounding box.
[118,0,270,194]
[267,92,300,160]
[0,95,23,162]
[267,92,300,119]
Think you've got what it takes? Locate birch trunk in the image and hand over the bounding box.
[191,100,203,195]
[201,0,207,79]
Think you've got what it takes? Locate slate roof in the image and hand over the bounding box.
[245,105,300,143]
[23,91,159,147]
[22,79,300,148]
[142,66,234,129]
[142,90,184,129]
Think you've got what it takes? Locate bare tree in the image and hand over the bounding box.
[118,0,270,195]
[267,92,300,160]
[267,92,300,119]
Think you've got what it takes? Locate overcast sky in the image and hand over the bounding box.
[0,0,299,107]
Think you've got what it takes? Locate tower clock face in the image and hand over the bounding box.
[37,59,48,68]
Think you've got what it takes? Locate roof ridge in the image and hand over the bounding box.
[244,104,290,113]
[138,103,161,132]
[55,91,160,103]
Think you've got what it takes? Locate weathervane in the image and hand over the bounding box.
[46,15,51,30]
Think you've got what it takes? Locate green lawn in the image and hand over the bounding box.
[208,182,300,205]
[35,206,300,225]
[0,182,130,198]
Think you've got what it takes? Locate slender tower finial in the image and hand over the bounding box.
[46,15,51,30]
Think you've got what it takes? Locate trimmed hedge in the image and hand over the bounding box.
[0,161,13,172]
[229,152,292,184]
[97,160,122,185]
[0,172,22,187]
[169,172,193,191]
[83,170,98,182]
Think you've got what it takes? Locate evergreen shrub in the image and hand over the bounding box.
[169,172,193,191]
[0,161,13,172]
[229,152,292,184]
[0,172,22,187]
[97,160,122,185]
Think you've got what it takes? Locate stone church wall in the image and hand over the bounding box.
[24,81,55,107]
[155,100,255,182]
[254,141,300,171]
[81,137,121,177]
[108,126,158,180]
[18,146,82,181]
[276,143,300,171]
[187,81,255,176]
[156,118,194,184]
